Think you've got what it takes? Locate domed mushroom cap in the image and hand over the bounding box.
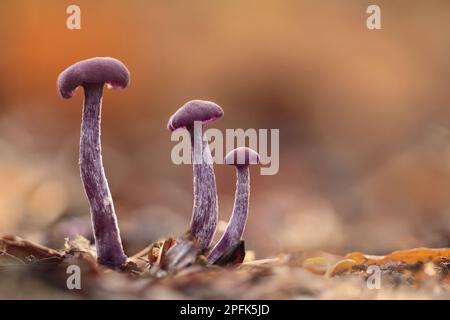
[224,147,260,167]
[57,57,130,99]
[167,100,223,131]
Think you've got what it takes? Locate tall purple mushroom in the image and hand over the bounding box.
[168,100,223,250]
[208,147,259,264]
[57,57,129,268]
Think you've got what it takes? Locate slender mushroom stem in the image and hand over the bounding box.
[188,124,218,250]
[207,147,259,264]
[80,84,127,267]
[167,100,223,251]
[208,167,249,264]
[58,57,130,269]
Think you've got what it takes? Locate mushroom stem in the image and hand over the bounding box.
[80,83,127,268]
[167,100,223,251]
[188,125,218,250]
[208,166,249,264]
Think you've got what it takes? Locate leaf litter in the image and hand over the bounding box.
[1,234,450,299]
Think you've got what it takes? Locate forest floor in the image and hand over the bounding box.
[1,235,450,299]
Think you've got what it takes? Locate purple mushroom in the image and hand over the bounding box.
[57,57,129,268]
[208,147,260,264]
[168,100,223,251]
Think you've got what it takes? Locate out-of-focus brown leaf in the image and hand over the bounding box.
[157,238,176,266]
[0,235,63,264]
[330,248,450,276]
[139,238,177,266]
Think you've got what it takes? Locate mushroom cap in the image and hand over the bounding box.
[167,100,224,131]
[224,147,260,167]
[57,57,130,99]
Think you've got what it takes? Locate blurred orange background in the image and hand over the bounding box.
[1,0,450,258]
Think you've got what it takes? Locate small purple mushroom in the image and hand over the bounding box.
[168,100,223,251]
[208,147,260,264]
[57,57,129,268]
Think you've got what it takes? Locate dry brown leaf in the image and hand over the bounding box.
[330,247,450,276]
[0,235,63,263]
